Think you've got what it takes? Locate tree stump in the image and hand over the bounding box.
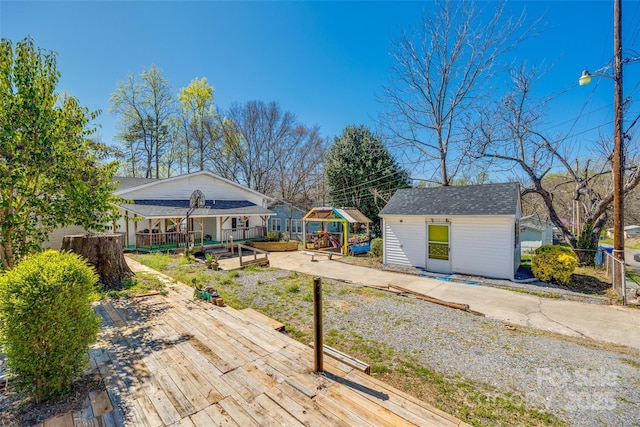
[61,233,133,290]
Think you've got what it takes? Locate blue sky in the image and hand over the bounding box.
[1,1,639,163]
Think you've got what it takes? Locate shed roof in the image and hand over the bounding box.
[303,207,372,223]
[379,182,520,217]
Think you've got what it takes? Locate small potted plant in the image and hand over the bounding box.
[205,253,220,270]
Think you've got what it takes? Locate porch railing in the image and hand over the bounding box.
[222,226,267,243]
[135,230,202,251]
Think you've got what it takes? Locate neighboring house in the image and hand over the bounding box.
[605,225,640,238]
[46,171,275,251]
[520,215,553,254]
[267,200,307,240]
[379,182,521,280]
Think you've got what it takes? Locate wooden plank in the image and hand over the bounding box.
[153,368,197,418]
[42,413,73,427]
[101,300,127,327]
[217,395,261,427]
[138,374,183,425]
[264,386,329,427]
[343,370,463,427]
[167,304,256,364]
[220,367,269,401]
[89,390,113,417]
[272,381,351,427]
[253,393,307,427]
[162,312,239,373]
[72,397,97,427]
[106,388,127,427]
[132,395,165,427]
[170,417,197,427]
[309,342,370,374]
[190,404,240,427]
[163,362,210,413]
[324,382,414,427]
[175,302,279,358]
[239,307,286,331]
[314,388,388,427]
[279,342,354,378]
[93,302,115,328]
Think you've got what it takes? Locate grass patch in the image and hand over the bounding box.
[103,273,167,299]
[377,356,564,426]
[495,286,562,299]
[620,358,640,371]
[242,264,278,273]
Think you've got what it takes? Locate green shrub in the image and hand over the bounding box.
[534,244,575,256]
[0,250,101,402]
[265,231,284,242]
[370,237,383,257]
[531,246,578,285]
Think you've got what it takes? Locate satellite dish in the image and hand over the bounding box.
[189,189,206,209]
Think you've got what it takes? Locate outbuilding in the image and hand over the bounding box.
[520,214,553,254]
[379,182,521,280]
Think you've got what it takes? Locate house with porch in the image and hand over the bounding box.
[115,171,275,252]
[379,182,521,280]
[45,171,275,252]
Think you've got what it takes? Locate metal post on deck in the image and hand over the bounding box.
[313,277,324,373]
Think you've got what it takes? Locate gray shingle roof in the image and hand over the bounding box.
[118,199,274,218]
[379,182,520,216]
[114,176,158,191]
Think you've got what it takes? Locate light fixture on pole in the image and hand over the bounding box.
[578,0,625,267]
[579,70,592,86]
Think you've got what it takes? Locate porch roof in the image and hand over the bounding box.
[118,199,274,219]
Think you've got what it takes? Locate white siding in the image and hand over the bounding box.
[383,217,426,267]
[450,216,515,279]
[382,215,518,280]
[44,225,88,250]
[118,173,267,206]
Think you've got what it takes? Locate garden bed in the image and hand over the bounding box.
[245,240,299,252]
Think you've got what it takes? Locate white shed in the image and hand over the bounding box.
[379,182,521,280]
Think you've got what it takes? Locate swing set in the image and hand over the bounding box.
[302,207,372,256]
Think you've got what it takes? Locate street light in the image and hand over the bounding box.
[578,0,625,267]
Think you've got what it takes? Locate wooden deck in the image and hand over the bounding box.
[61,282,468,426]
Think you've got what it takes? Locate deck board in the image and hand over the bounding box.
[83,272,469,426]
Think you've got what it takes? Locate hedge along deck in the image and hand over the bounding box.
[44,277,469,426]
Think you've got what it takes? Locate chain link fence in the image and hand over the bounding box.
[530,247,629,305]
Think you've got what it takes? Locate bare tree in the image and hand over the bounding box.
[379,0,540,185]
[272,125,327,205]
[225,101,297,195]
[474,67,640,263]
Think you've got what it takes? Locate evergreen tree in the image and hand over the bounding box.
[325,125,410,235]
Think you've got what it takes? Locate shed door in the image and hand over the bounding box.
[427,223,451,274]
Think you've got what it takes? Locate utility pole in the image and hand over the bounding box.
[613,0,625,265]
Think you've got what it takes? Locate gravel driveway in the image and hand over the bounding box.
[231,268,640,427]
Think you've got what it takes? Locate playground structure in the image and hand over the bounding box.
[302,207,372,256]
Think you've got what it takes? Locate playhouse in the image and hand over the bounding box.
[302,207,372,255]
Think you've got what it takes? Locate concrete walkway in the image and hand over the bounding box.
[258,252,640,352]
